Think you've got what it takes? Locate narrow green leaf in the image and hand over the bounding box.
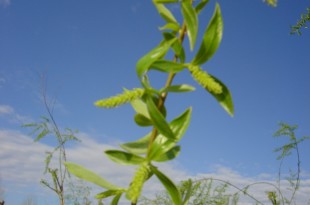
[154,0,179,3]
[151,60,186,73]
[195,0,210,14]
[34,128,50,142]
[151,165,182,205]
[152,145,181,162]
[159,23,180,32]
[208,74,234,116]
[164,84,195,93]
[162,32,186,63]
[182,0,198,50]
[105,150,146,165]
[64,162,121,190]
[136,38,177,78]
[134,114,153,127]
[192,3,223,65]
[120,132,151,155]
[148,108,192,160]
[153,3,178,24]
[131,98,150,118]
[111,193,122,205]
[146,96,175,140]
[182,179,193,205]
[96,189,125,199]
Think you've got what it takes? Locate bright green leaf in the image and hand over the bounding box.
[111,193,122,205]
[162,32,186,63]
[151,165,182,205]
[96,189,125,199]
[131,98,150,118]
[195,0,210,14]
[136,38,177,78]
[153,3,178,24]
[105,150,146,165]
[182,0,198,50]
[208,74,234,116]
[152,145,181,162]
[148,108,192,160]
[154,0,179,3]
[146,96,175,140]
[120,132,151,155]
[64,162,121,190]
[164,84,195,93]
[134,114,153,127]
[151,60,186,73]
[159,23,180,32]
[192,3,223,65]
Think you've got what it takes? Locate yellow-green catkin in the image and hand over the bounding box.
[264,0,277,7]
[126,163,151,203]
[189,66,222,94]
[94,88,144,108]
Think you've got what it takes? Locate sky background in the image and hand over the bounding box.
[1,0,310,204]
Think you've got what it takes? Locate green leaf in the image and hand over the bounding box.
[192,3,223,65]
[154,0,179,3]
[195,0,210,14]
[34,128,50,142]
[120,132,151,155]
[105,150,146,165]
[146,96,175,140]
[159,23,180,33]
[182,0,198,50]
[164,84,195,93]
[182,179,193,205]
[151,165,182,205]
[111,193,122,205]
[208,74,234,116]
[151,60,186,73]
[153,3,178,24]
[148,108,192,160]
[131,98,150,118]
[162,32,186,63]
[134,114,153,127]
[96,190,125,199]
[136,38,177,78]
[152,145,181,162]
[64,162,121,190]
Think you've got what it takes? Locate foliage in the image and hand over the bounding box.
[272,122,310,204]
[290,8,310,35]
[65,177,93,205]
[24,87,80,205]
[139,178,240,205]
[65,0,234,205]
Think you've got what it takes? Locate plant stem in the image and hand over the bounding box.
[147,22,187,154]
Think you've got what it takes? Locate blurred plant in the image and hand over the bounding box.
[65,0,234,205]
[264,0,277,7]
[21,196,37,205]
[290,8,310,35]
[65,177,93,205]
[272,122,310,204]
[24,79,80,205]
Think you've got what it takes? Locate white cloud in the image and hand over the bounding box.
[0,0,10,7]
[0,104,33,124]
[0,105,14,115]
[0,129,309,205]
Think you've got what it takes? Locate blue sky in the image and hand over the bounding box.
[1,0,310,204]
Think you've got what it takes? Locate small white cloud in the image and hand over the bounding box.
[0,105,14,115]
[0,0,10,7]
[0,104,33,124]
